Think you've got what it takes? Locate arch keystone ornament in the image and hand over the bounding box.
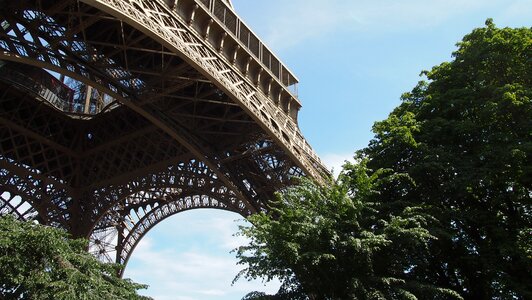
[0,0,328,274]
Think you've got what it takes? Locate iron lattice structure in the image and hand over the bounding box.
[0,0,327,272]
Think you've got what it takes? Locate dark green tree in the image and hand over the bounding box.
[358,19,531,299]
[235,20,531,299]
[0,215,151,300]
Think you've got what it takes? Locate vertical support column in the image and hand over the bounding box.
[204,19,213,40]
[255,68,263,87]
[116,222,125,265]
[231,45,240,64]
[84,85,92,114]
[188,4,199,25]
[218,32,227,52]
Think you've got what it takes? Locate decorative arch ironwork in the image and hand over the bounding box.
[89,190,242,274]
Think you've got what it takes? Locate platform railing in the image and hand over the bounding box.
[195,0,299,96]
[0,62,118,117]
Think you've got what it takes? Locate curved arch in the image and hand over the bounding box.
[88,189,242,272]
[118,193,240,269]
[87,158,250,235]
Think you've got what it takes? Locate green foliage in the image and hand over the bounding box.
[235,171,459,300]
[235,21,531,300]
[0,215,151,300]
[362,20,531,299]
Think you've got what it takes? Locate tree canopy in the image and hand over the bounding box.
[362,19,531,299]
[0,215,151,300]
[235,174,461,300]
[235,20,531,300]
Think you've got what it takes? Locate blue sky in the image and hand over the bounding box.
[123,1,531,299]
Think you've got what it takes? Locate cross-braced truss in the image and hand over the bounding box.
[0,0,328,271]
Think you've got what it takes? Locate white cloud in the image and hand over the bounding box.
[499,0,532,22]
[197,289,227,296]
[321,152,354,177]
[263,0,347,50]
[199,216,251,251]
[123,210,281,300]
[254,0,506,50]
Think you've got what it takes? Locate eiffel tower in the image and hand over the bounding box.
[0,0,327,273]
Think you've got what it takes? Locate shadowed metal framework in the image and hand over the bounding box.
[0,0,328,273]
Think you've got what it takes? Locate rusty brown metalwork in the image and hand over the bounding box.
[0,0,328,274]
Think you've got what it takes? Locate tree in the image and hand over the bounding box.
[235,173,461,299]
[235,20,531,299]
[0,215,151,300]
[360,19,531,299]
